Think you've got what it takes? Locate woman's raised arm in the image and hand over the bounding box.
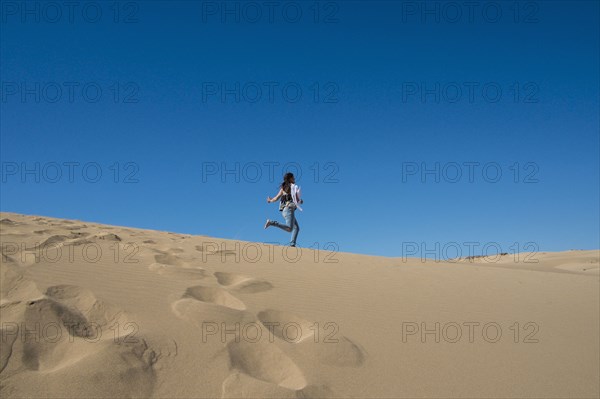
[267,188,284,203]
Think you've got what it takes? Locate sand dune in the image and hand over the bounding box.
[0,212,598,398]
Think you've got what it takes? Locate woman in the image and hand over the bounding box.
[265,172,303,247]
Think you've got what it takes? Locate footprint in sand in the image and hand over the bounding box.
[4,285,151,371]
[166,233,188,242]
[70,231,88,237]
[150,249,208,280]
[171,296,253,331]
[226,340,307,390]
[64,224,87,230]
[257,309,366,368]
[195,245,237,256]
[221,373,339,399]
[183,286,246,310]
[7,290,157,398]
[154,253,185,267]
[317,336,366,368]
[36,233,115,248]
[44,285,129,331]
[21,298,95,371]
[256,309,315,343]
[214,272,273,294]
[96,233,121,241]
[38,235,71,247]
[0,218,20,226]
[171,284,252,334]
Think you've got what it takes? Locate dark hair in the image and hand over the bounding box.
[280,172,294,194]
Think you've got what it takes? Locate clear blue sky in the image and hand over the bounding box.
[1,1,598,258]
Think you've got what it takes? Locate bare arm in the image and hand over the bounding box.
[267,188,284,203]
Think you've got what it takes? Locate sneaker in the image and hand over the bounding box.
[264,219,271,229]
